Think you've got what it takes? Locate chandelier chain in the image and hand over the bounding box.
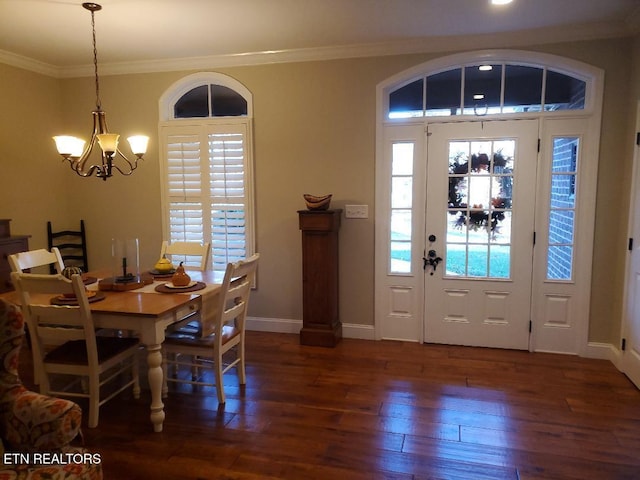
[90,9,101,111]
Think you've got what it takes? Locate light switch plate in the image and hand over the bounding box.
[345,204,368,219]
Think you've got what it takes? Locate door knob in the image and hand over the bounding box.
[423,250,443,275]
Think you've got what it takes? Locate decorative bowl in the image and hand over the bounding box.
[303,194,332,211]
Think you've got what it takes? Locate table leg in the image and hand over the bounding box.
[146,344,165,432]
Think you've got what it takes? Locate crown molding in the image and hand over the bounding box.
[1,21,635,78]
[0,49,60,77]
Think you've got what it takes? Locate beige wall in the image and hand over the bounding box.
[1,35,637,345]
[0,63,69,246]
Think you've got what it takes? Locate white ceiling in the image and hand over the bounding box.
[1,0,639,77]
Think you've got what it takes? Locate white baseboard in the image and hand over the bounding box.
[584,341,623,369]
[245,318,622,371]
[246,316,375,340]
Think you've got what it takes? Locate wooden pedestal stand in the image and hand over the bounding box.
[298,209,342,347]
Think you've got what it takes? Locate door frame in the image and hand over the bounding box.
[375,50,604,355]
[621,101,640,388]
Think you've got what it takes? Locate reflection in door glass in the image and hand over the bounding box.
[446,139,515,278]
[390,143,414,273]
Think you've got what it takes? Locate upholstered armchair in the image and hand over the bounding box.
[0,299,102,480]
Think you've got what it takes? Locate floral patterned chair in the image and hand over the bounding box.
[0,299,102,480]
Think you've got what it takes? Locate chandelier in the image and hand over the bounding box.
[53,2,149,181]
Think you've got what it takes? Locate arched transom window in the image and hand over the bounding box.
[388,62,587,119]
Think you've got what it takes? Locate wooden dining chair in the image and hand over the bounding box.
[11,271,141,428]
[161,253,259,404]
[160,241,210,271]
[8,247,65,274]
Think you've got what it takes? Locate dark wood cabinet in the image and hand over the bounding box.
[0,219,30,293]
[298,209,342,346]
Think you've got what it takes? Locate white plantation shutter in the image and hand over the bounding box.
[161,122,254,272]
[209,132,247,270]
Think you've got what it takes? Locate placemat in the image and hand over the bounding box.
[155,281,207,293]
[51,291,106,305]
[148,269,176,278]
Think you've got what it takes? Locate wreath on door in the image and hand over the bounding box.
[448,152,512,232]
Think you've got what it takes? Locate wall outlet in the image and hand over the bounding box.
[345,204,369,219]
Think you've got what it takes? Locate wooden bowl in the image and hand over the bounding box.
[303,194,332,211]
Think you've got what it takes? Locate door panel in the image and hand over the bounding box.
[424,120,539,349]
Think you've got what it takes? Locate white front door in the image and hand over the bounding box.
[424,120,539,349]
[622,102,640,388]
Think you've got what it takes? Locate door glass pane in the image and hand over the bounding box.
[489,245,510,278]
[391,241,411,272]
[391,210,412,240]
[392,178,412,208]
[445,244,466,276]
[468,244,488,277]
[445,138,515,279]
[546,137,578,280]
[390,142,414,273]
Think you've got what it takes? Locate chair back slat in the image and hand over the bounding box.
[9,248,65,274]
[160,241,210,271]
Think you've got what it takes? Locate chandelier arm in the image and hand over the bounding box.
[109,150,138,176]
[72,161,100,178]
[75,134,100,173]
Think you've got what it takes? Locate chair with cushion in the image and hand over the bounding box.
[8,247,65,275]
[0,298,102,479]
[9,247,67,386]
[160,241,210,271]
[162,253,259,404]
[11,272,140,428]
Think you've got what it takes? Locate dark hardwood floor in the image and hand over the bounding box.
[19,331,640,479]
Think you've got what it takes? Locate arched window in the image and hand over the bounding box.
[159,73,255,272]
[387,59,588,119]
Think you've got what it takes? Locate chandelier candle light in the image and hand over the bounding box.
[53,3,149,181]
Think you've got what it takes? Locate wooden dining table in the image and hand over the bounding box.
[2,268,223,433]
